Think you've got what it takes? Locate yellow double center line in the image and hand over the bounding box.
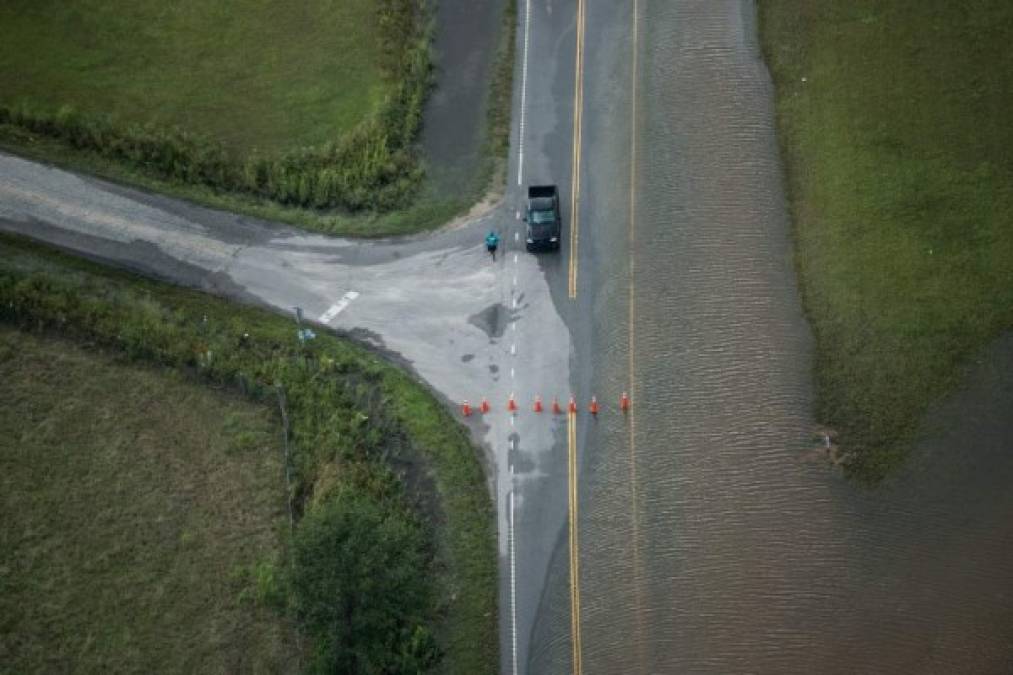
[568,2,587,668]
[567,411,582,674]
[566,2,644,674]
[568,0,586,300]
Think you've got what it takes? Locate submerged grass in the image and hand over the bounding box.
[759,1,1013,481]
[0,234,498,673]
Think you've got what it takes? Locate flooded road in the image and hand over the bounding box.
[530,1,1013,672]
[2,0,1012,671]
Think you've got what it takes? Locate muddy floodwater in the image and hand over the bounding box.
[529,2,1013,673]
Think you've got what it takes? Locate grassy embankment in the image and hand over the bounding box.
[759,1,1013,482]
[483,0,518,196]
[0,235,498,673]
[0,0,450,236]
[0,327,297,671]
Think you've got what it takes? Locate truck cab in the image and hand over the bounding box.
[525,185,561,251]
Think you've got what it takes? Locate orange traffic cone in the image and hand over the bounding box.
[480,398,491,414]
[589,396,600,416]
[462,400,473,417]
[620,391,630,413]
[533,395,544,413]
[568,395,578,414]
[552,397,563,415]
[507,394,518,412]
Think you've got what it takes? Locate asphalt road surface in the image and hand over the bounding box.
[3,1,1013,674]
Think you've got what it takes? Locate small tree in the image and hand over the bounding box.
[291,486,439,674]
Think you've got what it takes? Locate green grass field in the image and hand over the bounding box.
[760,1,1013,481]
[0,0,386,156]
[0,326,296,672]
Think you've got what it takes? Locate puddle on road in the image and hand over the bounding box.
[469,303,511,340]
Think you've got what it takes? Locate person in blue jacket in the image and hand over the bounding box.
[485,230,500,261]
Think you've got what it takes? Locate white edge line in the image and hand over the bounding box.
[517,0,532,186]
[510,490,519,675]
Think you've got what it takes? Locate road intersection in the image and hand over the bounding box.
[2,0,598,671]
[7,2,1010,673]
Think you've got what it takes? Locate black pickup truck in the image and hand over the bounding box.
[524,185,561,252]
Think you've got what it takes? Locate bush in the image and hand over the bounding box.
[292,487,439,674]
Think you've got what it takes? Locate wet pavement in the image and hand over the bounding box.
[3,1,1013,674]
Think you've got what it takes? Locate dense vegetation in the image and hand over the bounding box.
[0,234,498,673]
[292,488,437,672]
[485,0,518,182]
[759,0,1013,481]
[0,326,297,672]
[0,0,432,213]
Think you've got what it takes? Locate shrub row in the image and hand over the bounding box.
[0,0,432,214]
[0,237,493,673]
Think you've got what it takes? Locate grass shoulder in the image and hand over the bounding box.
[0,124,466,238]
[0,234,498,673]
[759,1,1013,482]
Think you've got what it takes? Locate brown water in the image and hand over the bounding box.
[531,1,1013,672]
